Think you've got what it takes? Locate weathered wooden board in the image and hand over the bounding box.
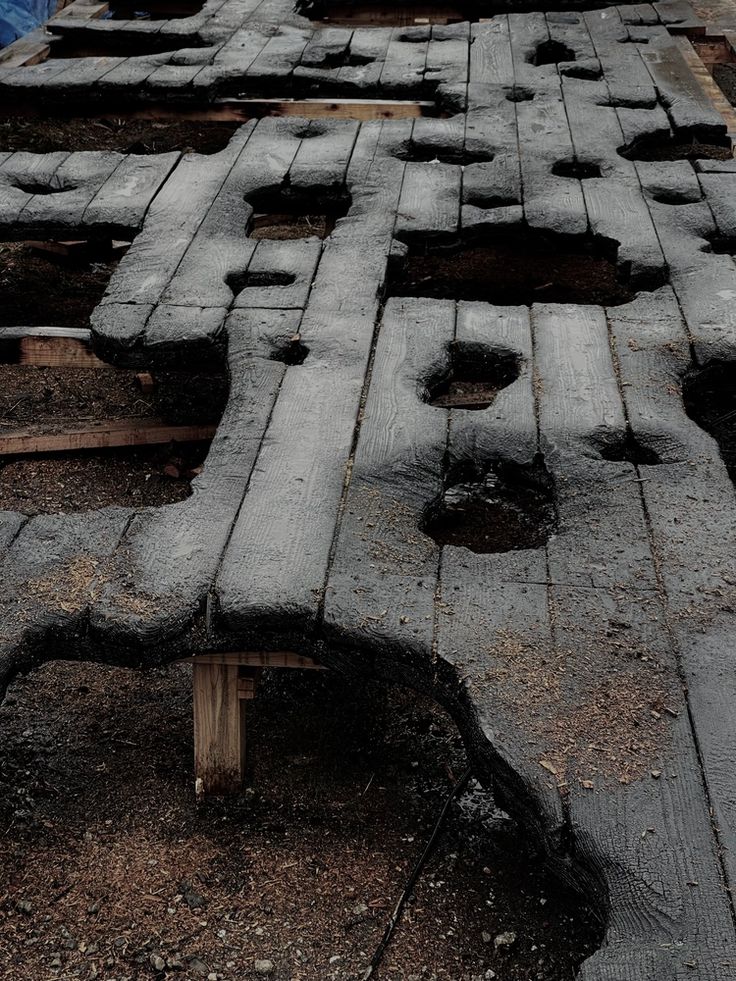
[3,2,736,976]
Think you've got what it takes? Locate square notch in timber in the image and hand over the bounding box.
[246,186,352,241]
[301,0,483,27]
[684,361,736,485]
[423,340,521,410]
[386,229,665,306]
[44,26,207,59]
[105,0,204,18]
[0,339,228,514]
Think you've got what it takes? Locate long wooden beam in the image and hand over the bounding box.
[131,98,436,122]
[0,418,217,456]
[11,333,105,368]
[675,35,736,142]
[188,651,325,669]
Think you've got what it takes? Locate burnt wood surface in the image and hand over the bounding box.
[3,1,736,978]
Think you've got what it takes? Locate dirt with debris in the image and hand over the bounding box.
[712,64,736,107]
[0,365,227,513]
[683,360,736,480]
[388,239,641,307]
[425,349,520,410]
[0,445,208,514]
[423,463,557,555]
[0,243,124,329]
[249,214,335,241]
[618,135,733,161]
[0,662,602,981]
[0,118,240,156]
[0,365,228,432]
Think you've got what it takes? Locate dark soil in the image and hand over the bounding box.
[107,0,203,19]
[388,234,642,307]
[425,344,520,410]
[46,32,203,60]
[0,365,227,433]
[305,2,478,27]
[423,462,558,554]
[270,336,309,365]
[391,145,494,165]
[0,118,240,155]
[598,431,661,465]
[0,365,227,513]
[247,190,351,241]
[551,159,602,179]
[226,270,296,298]
[0,243,123,329]
[683,361,736,480]
[713,64,736,107]
[0,444,206,513]
[618,135,733,162]
[530,40,575,67]
[0,661,602,980]
[430,380,504,409]
[250,214,336,240]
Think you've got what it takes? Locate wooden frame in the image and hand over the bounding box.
[188,651,325,794]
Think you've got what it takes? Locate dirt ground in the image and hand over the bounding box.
[0,119,240,156]
[0,445,207,513]
[0,365,227,513]
[0,662,602,981]
[713,64,736,107]
[0,244,123,330]
[388,240,639,307]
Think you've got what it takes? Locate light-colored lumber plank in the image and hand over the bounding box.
[674,34,736,140]
[189,651,325,669]
[0,34,50,68]
[17,334,105,368]
[193,661,245,795]
[0,418,216,456]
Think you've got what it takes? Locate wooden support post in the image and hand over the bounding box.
[189,652,324,796]
[193,660,246,796]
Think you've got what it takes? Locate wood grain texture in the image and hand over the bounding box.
[395,160,461,238]
[0,418,217,456]
[323,296,453,658]
[193,660,246,794]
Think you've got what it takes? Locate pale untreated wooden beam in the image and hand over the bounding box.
[0,34,50,68]
[188,653,325,794]
[189,651,325,669]
[193,661,246,796]
[0,418,217,456]
[130,99,435,123]
[54,0,110,19]
[17,334,106,368]
[675,35,736,142]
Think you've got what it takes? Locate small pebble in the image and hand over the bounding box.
[255,959,275,975]
[494,930,517,949]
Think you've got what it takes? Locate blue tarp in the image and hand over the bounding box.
[0,0,57,48]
